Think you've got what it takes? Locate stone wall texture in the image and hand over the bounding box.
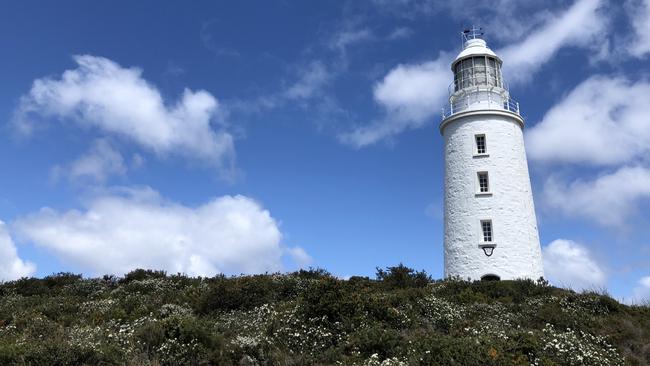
[442,112,544,280]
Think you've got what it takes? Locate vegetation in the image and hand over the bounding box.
[0,264,648,365]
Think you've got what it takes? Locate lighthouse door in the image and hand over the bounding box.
[481,274,500,281]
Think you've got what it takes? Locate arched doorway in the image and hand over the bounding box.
[481,274,500,281]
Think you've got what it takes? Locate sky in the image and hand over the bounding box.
[0,0,649,303]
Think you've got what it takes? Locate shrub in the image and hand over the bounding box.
[298,277,363,324]
[44,272,82,289]
[7,277,48,296]
[348,324,403,359]
[196,275,278,314]
[120,269,167,284]
[375,264,431,289]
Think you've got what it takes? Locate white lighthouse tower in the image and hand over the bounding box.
[440,28,544,281]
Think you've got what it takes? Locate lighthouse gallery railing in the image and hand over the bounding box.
[441,89,520,119]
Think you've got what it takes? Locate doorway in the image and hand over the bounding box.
[481,274,500,281]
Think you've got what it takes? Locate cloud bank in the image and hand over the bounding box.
[14,55,234,168]
[526,76,650,227]
[542,239,606,291]
[0,221,36,281]
[14,187,309,276]
[543,166,650,228]
[526,76,650,166]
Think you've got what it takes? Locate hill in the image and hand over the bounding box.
[0,265,648,365]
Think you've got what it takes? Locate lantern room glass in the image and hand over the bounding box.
[453,56,502,92]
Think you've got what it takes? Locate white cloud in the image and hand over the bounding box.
[372,55,452,122]
[543,166,650,227]
[339,54,452,147]
[52,139,126,184]
[498,0,607,84]
[631,276,650,303]
[542,239,606,291]
[0,221,36,281]
[387,27,414,40]
[13,187,308,276]
[14,55,234,168]
[626,0,650,57]
[527,76,650,227]
[526,76,650,166]
[329,28,374,53]
[287,247,313,268]
[284,61,331,100]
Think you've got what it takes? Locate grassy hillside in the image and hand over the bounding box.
[0,265,648,365]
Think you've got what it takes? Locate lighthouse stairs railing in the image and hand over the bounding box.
[441,90,520,119]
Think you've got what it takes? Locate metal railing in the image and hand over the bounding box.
[441,92,520,119]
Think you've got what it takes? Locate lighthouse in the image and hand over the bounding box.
[440,28,544,281]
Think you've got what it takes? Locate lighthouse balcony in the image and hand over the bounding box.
[441,89,520,119]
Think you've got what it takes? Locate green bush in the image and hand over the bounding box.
[196,275,278,314]
[120,269,167,284]
[348,324,403,359]
[298,277,363,324]
[375,263,431,289]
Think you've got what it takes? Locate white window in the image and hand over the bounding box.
[475,134,486,154]
[477,172,489,193]
[481,220,493,242]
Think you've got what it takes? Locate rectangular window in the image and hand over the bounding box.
[481,220,493,242]
[475,134,486,154]
[478,172,489,193]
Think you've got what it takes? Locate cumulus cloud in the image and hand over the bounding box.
[14,55,234,168]
[543,166,650,228]
[626,0,650,57]
[526,76,650,227]
[52,139,126,184]
[339,54,452,147]
[542,239,606,291]
[526,76,650,166]
[631,276,650,303]
[13,187,309,276]
[498,0,607,84]
[0,221,36,281]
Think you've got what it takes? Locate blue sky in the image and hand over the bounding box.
[0,0,649,302]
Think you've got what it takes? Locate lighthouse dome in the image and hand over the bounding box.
[453,38,500,66]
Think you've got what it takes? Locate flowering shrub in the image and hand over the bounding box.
[0,266,646,365]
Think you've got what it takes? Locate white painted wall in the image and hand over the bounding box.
[441,112,544,281]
